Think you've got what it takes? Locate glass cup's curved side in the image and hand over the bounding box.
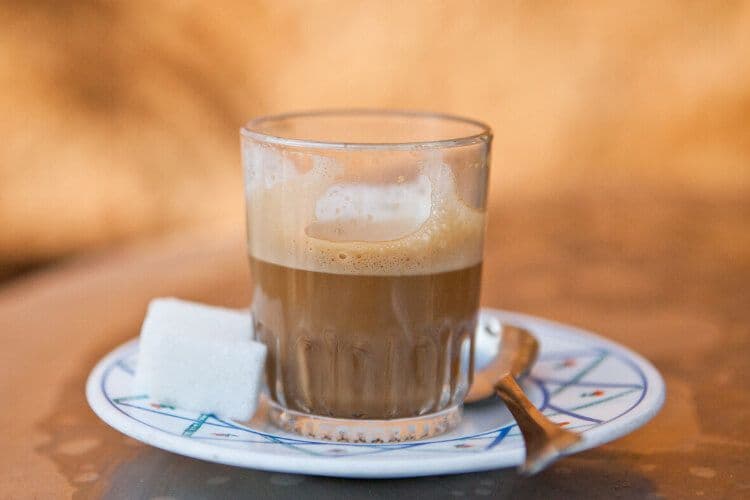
[241,111,491,442]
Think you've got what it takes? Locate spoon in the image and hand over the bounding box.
[466,322,582,475]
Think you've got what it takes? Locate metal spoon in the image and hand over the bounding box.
[466,323,582,475]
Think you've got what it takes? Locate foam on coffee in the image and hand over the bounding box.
[245,150,485,276]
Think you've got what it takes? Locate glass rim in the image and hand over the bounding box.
[240,109,492,151]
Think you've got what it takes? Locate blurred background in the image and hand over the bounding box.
[1,0,749,279]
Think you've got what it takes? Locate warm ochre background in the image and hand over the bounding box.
[1,1,749,273]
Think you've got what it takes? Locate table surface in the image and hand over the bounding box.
[1,193,748,499]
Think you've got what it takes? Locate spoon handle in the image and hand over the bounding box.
[494,373,582,475]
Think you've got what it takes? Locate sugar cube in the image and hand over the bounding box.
[135,298,266,421]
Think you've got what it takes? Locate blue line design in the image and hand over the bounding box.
[532,377,550,412]
[529,376,642,389]
[545,404,603,424]
[566,388,640,412]
[550,351,608,396]
[182,413,210,437]
[115,402,238,430]
[485,425,512,450]
[116,360,135,376]
[103,364,195,438]
[614,356,648,423]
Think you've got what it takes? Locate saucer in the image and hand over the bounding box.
[86,308,665,478]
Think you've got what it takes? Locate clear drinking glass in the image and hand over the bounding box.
[241,110,491,442]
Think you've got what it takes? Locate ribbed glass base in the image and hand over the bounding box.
[268,401,462,443]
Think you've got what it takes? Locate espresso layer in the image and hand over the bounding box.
[250,257,481,419]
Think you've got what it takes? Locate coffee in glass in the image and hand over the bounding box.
[241,111,491,441]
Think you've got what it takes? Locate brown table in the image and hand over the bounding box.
[2,193,748,498]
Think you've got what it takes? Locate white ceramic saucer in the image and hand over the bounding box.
[86,308,665,478]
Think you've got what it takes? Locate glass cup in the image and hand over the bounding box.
[241,110,491,442]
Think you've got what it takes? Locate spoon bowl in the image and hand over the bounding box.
[466,322,539,403]
[467,321,582,474]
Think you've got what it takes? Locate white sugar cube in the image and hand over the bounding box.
[134,298,266,421]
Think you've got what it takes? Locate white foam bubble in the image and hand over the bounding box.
[306,174,431,242]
